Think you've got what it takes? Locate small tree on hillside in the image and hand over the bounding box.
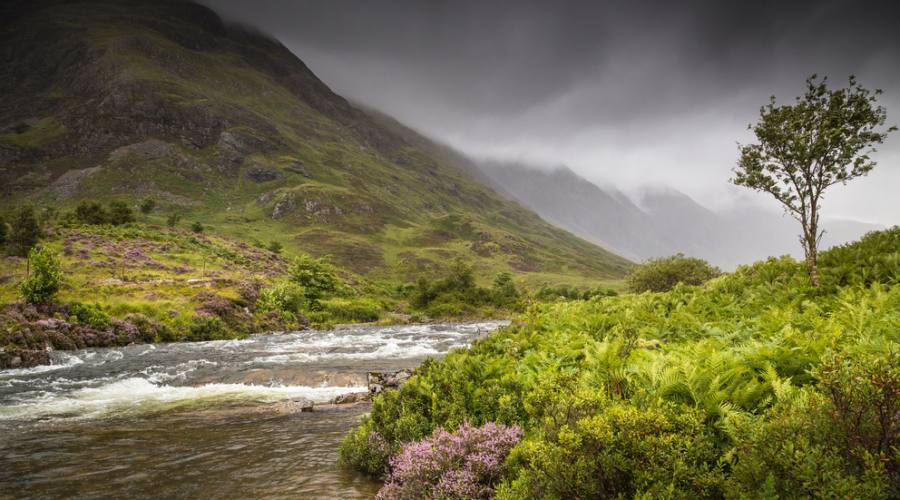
[108,201,135,226]
[734,75,895,286]
[288,254,340,307]
[8,205,41,257]
[20,246,62,304]
[140,198,156,215]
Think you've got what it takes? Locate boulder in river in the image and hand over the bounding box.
[267,398,315,415]
[330,391,372,405]
[367,369,412,394]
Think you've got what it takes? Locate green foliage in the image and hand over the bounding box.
[166,213,181,228]
[320,297,381,323]
[191,221,204,233]
[341,228,900,497]
[267,241,282,254]
[626,253,721,292]
[409,260,523,316]
[69,302,111,329]
[338,426,392,477]
[139,198,156,214]
[256,281,307,320]
[534,284,617,301]
[726,346,897,499]
[185,315,231,341]
[74,201,109,225]
[7,205,42,257]
[0,214,6,245]
[19,246,62,304]
[288,254,340,307]
[107,201,135,226]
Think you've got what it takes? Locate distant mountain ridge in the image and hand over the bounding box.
[478,162,882,269]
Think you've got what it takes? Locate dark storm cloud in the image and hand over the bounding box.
[204,0,900,223]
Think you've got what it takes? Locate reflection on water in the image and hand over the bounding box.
[0,321,507,499]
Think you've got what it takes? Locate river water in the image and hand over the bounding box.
[0,321,507,499]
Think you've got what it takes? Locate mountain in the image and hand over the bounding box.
[0,0,631,284]
[479,162,881,269]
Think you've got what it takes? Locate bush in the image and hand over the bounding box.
[7,205,42,257]
[139,198,156,214]
[74,201,108,225]
[70,302,112,329]
[339,426,393,477]
[167,213,181,228]
[256,281,307,319]
[19,246,62,304]
[0,214,6,245]
[321,297,381,323]
[626,253,721,292]
[107,201,135,226]
[185,315,231,341]
[377,422,523,500]
[727,346,898,499]
[267,241,282,254]
[288,254,340,307]
[191,221,204,233]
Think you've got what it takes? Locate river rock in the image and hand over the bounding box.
[268,398,314,415]
[367,369,412,394]
[330,391,372,405]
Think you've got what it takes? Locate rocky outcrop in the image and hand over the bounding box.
[367,369,412,394]
[0,348,50,369]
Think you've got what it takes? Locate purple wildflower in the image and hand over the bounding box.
[376,422,523,500]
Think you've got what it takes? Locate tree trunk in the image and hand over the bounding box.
[807,242,819,287]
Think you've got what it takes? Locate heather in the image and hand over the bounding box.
[376,422,523,500]
[341,227,900,498]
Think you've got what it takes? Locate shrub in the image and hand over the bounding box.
[377,422,523,500]
[19,246,62,304]
[74,201,108,225]
[267,241,283,254]
[626,253,721,292]
[107,201,135,225]
[191,221,204,233]
[256,281,307,319]
[339,426,393,477]
[288,254,340,306]
[139,198,156,214]
[70,302,111,329]
[500,402,725,498]
[321,297,381,323]
[0,214,6,245]
[726,347,898,498]
[185,315,230,341]
[8,205,42,257]
[167,213,181,228]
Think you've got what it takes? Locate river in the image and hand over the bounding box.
[0,321,507,499]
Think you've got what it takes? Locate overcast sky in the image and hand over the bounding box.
[205,0,900,224]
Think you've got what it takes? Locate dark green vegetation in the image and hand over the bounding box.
[342,228,900,498]
[734,75,895,286]
[0,0,630,289]
[625,253,721,293]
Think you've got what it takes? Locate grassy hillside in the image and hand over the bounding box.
[341,227,900,498]
[0,0,630,287]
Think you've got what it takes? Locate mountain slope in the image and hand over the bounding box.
[478,162,881,269]
[0,0,631,284]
